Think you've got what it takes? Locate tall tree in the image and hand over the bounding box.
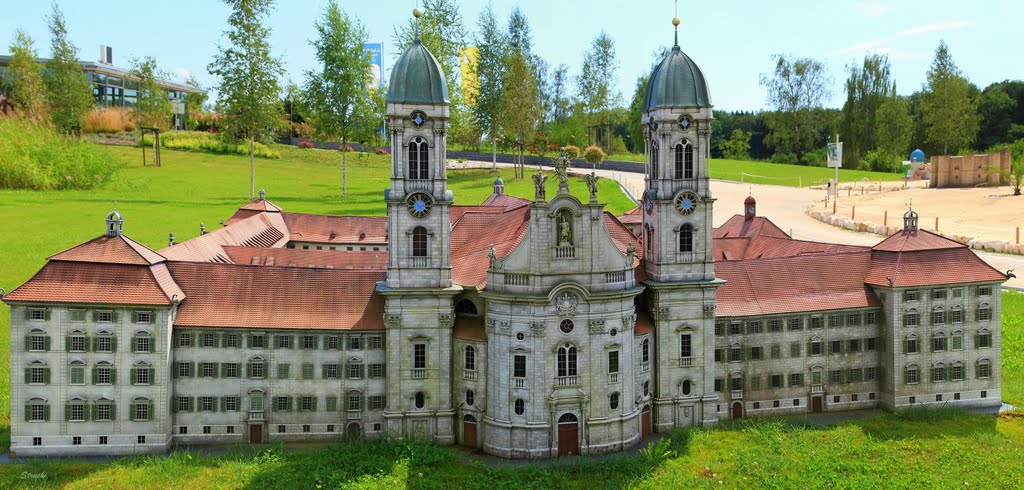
[304,0,375,197]
[577,31,619,150]
[507,6,532,55]
[759,54,831,161]
[130,56,174,166]
[43,4,92,134]
[626,74,649,155]
[874,95,913,158]
[840,54,894,168]
[208,0,284,199]
[977,85,1016,148]
[8,30,46,119]
[549,64,570,122]
[919,40,978,155]
[183,75,208,130]
[471,3,508,168]
[499,50,540,179]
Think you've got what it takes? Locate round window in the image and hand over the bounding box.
[559,319,574,334]
[609,328,618,337]
[514,399,525,415]
[682,380,691,396]
[515,332,525,341]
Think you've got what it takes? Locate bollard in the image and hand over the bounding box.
[884,211,888,227]
[833,201,837,214]
[935,217,939,232]
[852,206,856,220]
[1017,226,1020,245]
[848,188,851,197]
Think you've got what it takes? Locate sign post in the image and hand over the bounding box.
[826,136,842,197]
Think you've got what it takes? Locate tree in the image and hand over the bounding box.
[43,4,92,134]
[549,64,571,122]
[988,139,1024,195]
[626,75,649,155]
[874,95,913,159]
[759,54,831,161]
[471,3,508,169]
[720,129,753,161]
[8,30,46,119]
[130,56,174,166]
[499,50,540,179]
[208,0,285,199]
[840,54,894,168]
[977,85,1016,148]
[577,31,620,151]
[183,75,208,130]
[304,0,375,197]
[919,40,978,155]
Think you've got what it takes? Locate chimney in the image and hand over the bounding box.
[99,45,113,64]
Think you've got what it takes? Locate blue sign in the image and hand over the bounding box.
[364,43,383,89]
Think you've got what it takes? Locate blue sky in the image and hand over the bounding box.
[2,0,1021,111]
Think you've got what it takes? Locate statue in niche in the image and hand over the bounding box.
[585,172,599,200]
[532,172,547,201]
[557,210,573,247]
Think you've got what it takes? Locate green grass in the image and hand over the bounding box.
[1002,291,1024,407]
[709,158,904,187]
[1,409,1023,488]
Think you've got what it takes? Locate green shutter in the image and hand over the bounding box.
[172,362,179,378]
[110,404,116,421]
[130,403,136,421]
[290,335,295,349]
[91,404,98,421]
[171,397,178,413]
[149,338,155,353]
[313,336,319,349]
[110,336,117,352]
[24,309,31,320]
[110,367,117,385]
[312,397,318,412]
[65,336,71,352]
[92,368,99,384]
[44,368,50,384]
[148,368,154,383]
[23,335,30,351]
[247,362,253,378]
[92,337,99,352]
[93,311,99,322]
[322,364,328,379]
[110,311,118,322]
[173,333,180,347]
[24,404,31,422]
[220,333,227,347]
[24,368,29,384]
[188,397,195,412]
[220,397,226,411]
[44,336,51,352]
[83,335,90,352]
[131,337,137,352]
[131,312,139,323]
[130,368,137,385]
[65,404,71,421]
[44,309,51,320]
[43,405,50,421]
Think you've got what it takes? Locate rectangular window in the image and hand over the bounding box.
[788,318,802,331]
[904,311,919,327]
[179,333,192,347]
[370,363,384,378]
[770,344,781,359]
[201,362,216,377]
[932,336,947,352]
[223,363,238,378]
[30,405,46,421]
[349,336,362,350]
[714,348,723,362]
[250,334,266,349]
[326,396,338,411]
[608,351,619,374]
[768,319,782,332]
[302,363,314,379]
[70,309,86,322]
[829,315,842,328]
[301,396,315,411]
[749,346,763,360]
[325,364,339,379]
[751,376,762,390]
[714,322,724,336]
[96,337,112,353]
[73,436,81,445]
[951,309,964,323]
[96,367,112,384]
[932,310,945,325]
[326,336,339,349]
[865,367,877,381]
[30,367,46,384]
[951,365,964,381]
[135,404,150,421]
[810,317,824,329]
[978,363,991,378]
[30,335,46,351]
[138,435,147,444]
[70,366,85,385]
[906,338,919,353]
[177,397,191,412]
[730,345,742,360]
[748,321,762,334]
[370,395,385,410]
[978,286,992,296]
[513,354,527,378]
[847,313,861,326]
[931,367,946,382]
[848,339,861,353]
[201,396,215,411]
[277,363,290,379]
[202,333,217,347]
[680,334,692,357]
[932,289,947,300]
[251,362,264,379]
[866,338,877,351]
[100,436,108,445]
[177,362,192,378]
[135,337,150,353]
[811,341,823,356]
[29,308,46,321]
[790,342,800,358]
[69,404,86,421]
[203,426,212,434]
[370,336,385,349]
[789,373,803,387]
[903,290,919,301]
[302,335,316,349]
[135,368,150,385]
[347,394,361,411]
[849,368,863,382]
[830,340,842,354]
[347,363,363,379]
[275,335,292,349]
[865,312,877,325]
[830,370,842,384]
[224,334,239,348]
[225,396,238,411]
[729,322,742,335]
[714,378,724,392]
[276,397,289,411]
[977,331,992,348]
[906,367,919,384]
[770,375,784,389]
[413,344,426,369]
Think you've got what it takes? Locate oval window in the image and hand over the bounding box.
[682,379,692,396]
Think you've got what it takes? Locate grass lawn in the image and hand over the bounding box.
[0,144,633,450]
[709,158,904,187]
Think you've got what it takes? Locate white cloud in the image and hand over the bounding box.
[174,67,192,80]
[897,20,975,36]
[833,40,885,56]
[855,1,888,17]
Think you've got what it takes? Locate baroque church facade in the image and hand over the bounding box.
[5,21,1007,458]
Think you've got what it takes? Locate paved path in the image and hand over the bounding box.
[450,159,1024,289]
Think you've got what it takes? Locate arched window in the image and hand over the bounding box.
[408,136,429,180]
[514,398,525,415]
[642,338,650,363]
[681,379,692,396]
[650,141,659,178]
[414,392,425,409]
[412,226,427,257]
[557,344,577,377]
[932,332,947,352]
[932,307,945,325]
[610,392,620,410]
[464,345,476,371]
[905,364,919,384]
[951,330,964,350]
[643,380,650,396]
[679,223,694,253]
[465,389,474,406]
[976,358,991,378]
[455,299,479,316]
[674,140,694,179]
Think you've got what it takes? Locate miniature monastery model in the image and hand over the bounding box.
[5,19,1007,458]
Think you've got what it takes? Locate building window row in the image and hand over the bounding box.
[172,332,383,350]
[171,360,384,380]
[905,359,991,385]
[24,307,154,324]
[715,312,878,336]
[24,397,153,422]
[715,336,879,362]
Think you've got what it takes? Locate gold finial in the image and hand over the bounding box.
[672,17,680,26]
[413,7,422,18]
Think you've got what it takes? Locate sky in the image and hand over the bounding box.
[2,0,1022,112]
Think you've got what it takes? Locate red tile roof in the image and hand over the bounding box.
[223,246,387,270]
[450,205,531,289]
[166,261,384,330]
[3,261,184,305]
[866,247,1007,287]
[480,193,532,211]
[453,316,486,341]
[238,198,283,213]
[715,251,879,317]
[604,213,642,256]
[872,229,965,252]
[49,235,167,265]
[282,212,387,245]
[160,213,289,263]
[713,214,789,239]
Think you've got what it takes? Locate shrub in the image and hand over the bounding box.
[83,107,135,133]
[298,141,314,149]
[860,149,901,173]
[770,152,798,165]
[0,116,124,189]
[373,147,389,155]
[562,145,581,159]
[338,144,355,152]
[140,130,279,158]
[799,147,828,167]
[582,145,606,165]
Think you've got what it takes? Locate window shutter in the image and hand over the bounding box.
[65,336,71,352]
[24,404,31,422]
[65,404,71,421]
[44,309,51,321]
[220,397,226,412]
[131,337,137,352]
[90,404,97,421]
[188,397,195,413]
[130,403,136,421]
[974,332,979,348]
[92,310,99,322]
[110,367,117,385]
[246,335,252,348]
[322,364,328,379]
[92,367,99,384]
[110,404,116,421]
[313,336,319,349]
[92,337,99,352]
[220,333,227,347]
[171,397,178,413]
[23,335,30,351]
[903,340,908,354]
[148,368,155,383]
[24,309,31,320]
[110,311,118,322]
[24,368,29,384]
[130,368,137,385]
[44,368,51,384]
[132,312,139,323]
[290,335,295,349]
[272,397,279,412]
[189,362,195,377]
[312,397,318,412]
[247,362,252,378]
[149,338,155,353]
[43,405,50,421]
[287,397,293,411]
[110,336,117,352]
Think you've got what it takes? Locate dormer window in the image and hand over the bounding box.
[408,136,429,179]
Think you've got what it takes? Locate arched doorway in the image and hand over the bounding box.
[345,422,361,440]
[462,414,478,448]
[557,413,579,456]
[641,405,651,438]
[731,401,743,420]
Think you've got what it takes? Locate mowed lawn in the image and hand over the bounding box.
[0,145,633,448]
[596,156,903,187]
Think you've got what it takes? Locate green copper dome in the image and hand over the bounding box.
[643,45,711,111]
[386,39,449,105]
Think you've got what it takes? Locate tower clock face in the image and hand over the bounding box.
[406,193,432,218]
[642,192,653,214]
[410,111,427,127]
[674,192,698,215]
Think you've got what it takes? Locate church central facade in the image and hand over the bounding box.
[5,20,1006,458]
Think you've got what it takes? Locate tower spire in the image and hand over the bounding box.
[413,6,422,43]
[673,0,680,47]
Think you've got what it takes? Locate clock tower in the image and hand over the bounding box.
[641,17,722,431]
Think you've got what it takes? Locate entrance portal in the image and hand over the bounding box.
[641,405,651,438]
[463,414,478,448]
[731,401,743,419]
[345,422,361,440]
[812,396,823,413]
[249,424,262,443]
[557,413,579,456]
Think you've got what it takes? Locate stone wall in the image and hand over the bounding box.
[929,148,1011,188]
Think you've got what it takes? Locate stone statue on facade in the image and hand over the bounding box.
[585,172,599,201]
[532,172,547,201]
[487,244,497,268]
[554,151,570,194]
[558,213,573,247]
